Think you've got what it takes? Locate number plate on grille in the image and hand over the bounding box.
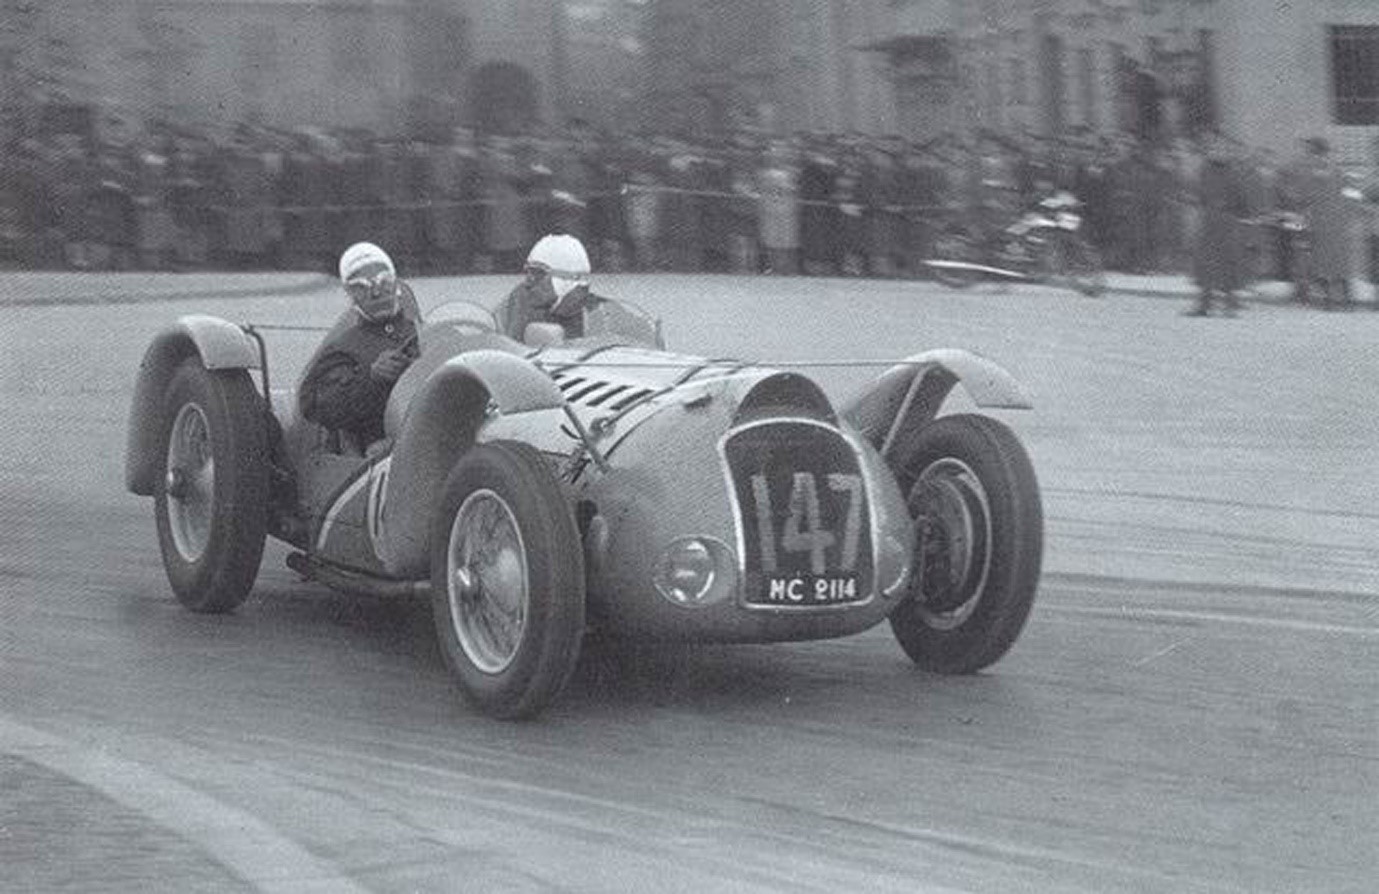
[722,420,872,608]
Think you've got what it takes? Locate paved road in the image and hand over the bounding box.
[2,274,1375,892]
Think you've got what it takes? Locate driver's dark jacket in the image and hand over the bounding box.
[502,280,604,341]
[298,305,418,446]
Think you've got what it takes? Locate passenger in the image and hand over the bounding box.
[501,233,601,341]
[299,242,420,447]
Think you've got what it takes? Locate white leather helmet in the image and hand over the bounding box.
[339,241,395,282]
[525,234,591,300]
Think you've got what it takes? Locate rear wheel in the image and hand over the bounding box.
[886,414,1042,673]
[154,358,268,613]
[430,441,585,719]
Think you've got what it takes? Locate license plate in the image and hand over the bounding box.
[758,573,861,606]
[721,420,873,608]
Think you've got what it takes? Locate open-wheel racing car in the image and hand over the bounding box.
[125,290,1044,719]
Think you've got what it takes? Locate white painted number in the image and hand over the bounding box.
[750,472,863,572]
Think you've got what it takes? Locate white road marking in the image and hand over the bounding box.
[0,717,368,894]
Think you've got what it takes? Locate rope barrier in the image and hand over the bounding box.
[200,185,957,217]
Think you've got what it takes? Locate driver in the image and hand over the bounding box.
[501,233,601,341]
[299,242,420,448]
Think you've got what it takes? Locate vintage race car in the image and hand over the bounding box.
[125,292,1043,719]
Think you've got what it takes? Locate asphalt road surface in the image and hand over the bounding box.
[2,274,1375,893]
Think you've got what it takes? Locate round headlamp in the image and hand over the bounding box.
[653,537,726,607]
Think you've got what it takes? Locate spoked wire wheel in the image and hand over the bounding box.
[909,457,993,631]
[430,441,585,719]
[164,402,216,563]
[886,414,1043,674]
[445,489,529,675]
[153,359,267,614]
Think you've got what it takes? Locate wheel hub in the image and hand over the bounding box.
[452,565,478,600]
[165,467,189,500]
[446,490,529,675]
[164,402,214,563]
[908,457,992,628]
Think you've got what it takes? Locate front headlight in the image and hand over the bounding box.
[653,537,733,607]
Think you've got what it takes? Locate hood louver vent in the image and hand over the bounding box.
[551,371,654,410]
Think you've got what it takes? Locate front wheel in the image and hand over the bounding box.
[153,358,269,613]
[430,441,585,720]
[887,414,1043,674]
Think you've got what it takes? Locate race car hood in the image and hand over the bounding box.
[521,343,824,457]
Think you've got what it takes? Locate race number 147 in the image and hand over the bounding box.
[749,472,863,574]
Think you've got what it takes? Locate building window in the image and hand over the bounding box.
[1331,25,1379,125]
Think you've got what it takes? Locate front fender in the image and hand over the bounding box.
[840,349,1031,459]
[125,316,261,495]
[380,350,567,577]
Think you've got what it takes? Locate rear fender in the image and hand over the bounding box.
[840,349,1031,460]
[380,350,567,577]
[125,316,261,495]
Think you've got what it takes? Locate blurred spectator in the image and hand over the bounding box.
[623,147,663,271]
[1362,137,1379,294]
[11,105,1339,290]
[482,136,529,273]
[1186,132,1250,317]
[659,141,701,271]
[281,132,333,273]
[1239,146,1279,283]
[1284,137,1352,309]
[221,128,275,269]
[757,141,799,275]
[799,145,840,275]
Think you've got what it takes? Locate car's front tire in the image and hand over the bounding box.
[886,414,1042,674]
[430,441,585,720]
[153,358,268,613]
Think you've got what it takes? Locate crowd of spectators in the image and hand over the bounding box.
[0,116,1369,287]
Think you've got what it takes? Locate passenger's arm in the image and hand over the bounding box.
[298,352,391,432]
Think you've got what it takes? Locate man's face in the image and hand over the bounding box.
[527,267,588,318]
[345,262,399,321]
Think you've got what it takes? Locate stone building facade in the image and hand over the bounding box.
[871,0,1379,160]
[10,0,1379,161]
[3,0,633,139]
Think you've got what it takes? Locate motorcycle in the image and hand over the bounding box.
[926,191,1106,297]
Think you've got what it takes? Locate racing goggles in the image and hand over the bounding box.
[527,264,590,302]
[345,269,397,304]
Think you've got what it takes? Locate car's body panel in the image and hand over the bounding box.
[841,349,1031,460]
[126,315,263,495]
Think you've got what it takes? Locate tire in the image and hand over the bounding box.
[153,358,269,613]
[430,440,585,720]
[886,414,1043,674]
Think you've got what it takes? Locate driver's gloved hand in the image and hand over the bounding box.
[370,348,412,383]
